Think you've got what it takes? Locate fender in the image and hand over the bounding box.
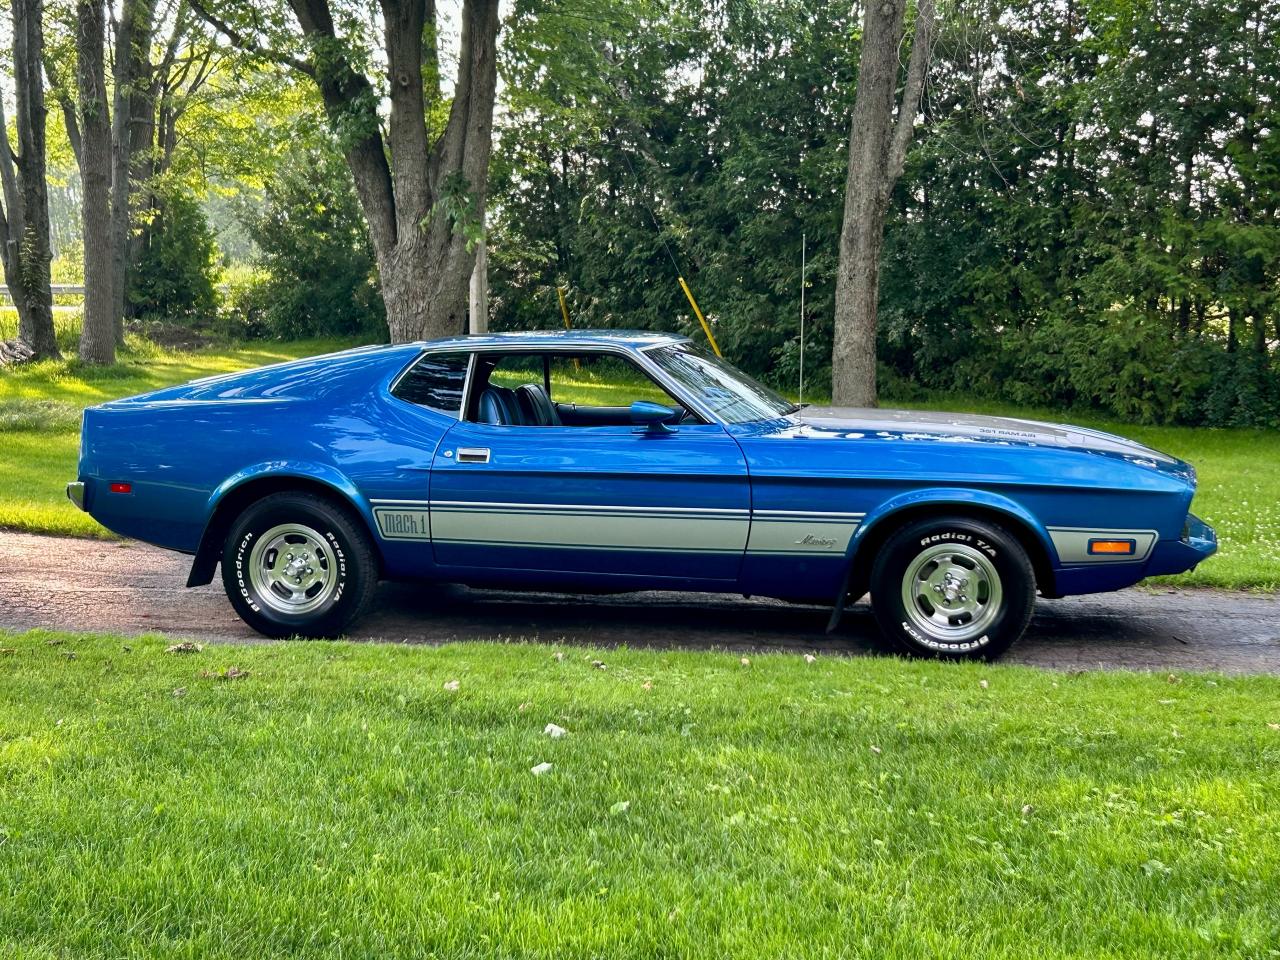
[185,460,379,587]
[825,486,1058,631]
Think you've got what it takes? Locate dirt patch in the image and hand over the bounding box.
[124,319,217,351]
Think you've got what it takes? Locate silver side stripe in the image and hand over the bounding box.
[434,509,748,554]
[375,502,1158,565]
[431,499,750,516]
[1047,526,1158,564]
[369,498,861,555]
[430,500,750,521]
[746,519,860,556]
[753,509,866,520]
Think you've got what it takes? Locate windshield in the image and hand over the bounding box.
[645,342,797,424]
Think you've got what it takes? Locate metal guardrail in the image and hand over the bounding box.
[0,285,84,309]
[1,283,230,305]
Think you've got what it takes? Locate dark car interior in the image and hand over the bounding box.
[465,352,697,428]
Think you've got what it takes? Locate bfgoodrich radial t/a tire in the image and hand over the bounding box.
[870,516,1036,661]
[221,492,378,639]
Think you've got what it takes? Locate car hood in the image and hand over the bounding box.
[791,406,1192,479]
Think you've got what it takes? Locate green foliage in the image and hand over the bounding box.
[489,0,1280,426]
[129,189,220,323]
[235,146,385,339]
[26,0,1279,427]
[1202,351,1280,429]
[492,0,851,379]
[427,170,486,252]
[866,0,1280,426]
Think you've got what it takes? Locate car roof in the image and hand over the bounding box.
[415,330,692,351]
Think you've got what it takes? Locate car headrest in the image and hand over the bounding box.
[478,386,520,425]
[515,383,561,426]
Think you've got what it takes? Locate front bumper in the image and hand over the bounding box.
[66,481,86,511]
[1144,512,1218,576]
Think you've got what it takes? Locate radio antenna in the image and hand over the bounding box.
[798,232,806,425]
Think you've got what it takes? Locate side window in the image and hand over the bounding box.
[391,352,470,415]
[468,350,702,427]
[487,354,544,391]
[548,353,679,407]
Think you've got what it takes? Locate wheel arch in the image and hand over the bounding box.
[186,463,382,587]
[843,490,1059,603]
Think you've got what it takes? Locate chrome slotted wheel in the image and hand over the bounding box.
[899,542,1003,644]
[247,523,337,615]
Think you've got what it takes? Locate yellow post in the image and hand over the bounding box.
[556,286,580,369]
[678,276,721,357]
[556,286,572,329]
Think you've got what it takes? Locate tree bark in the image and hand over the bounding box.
[110,0,156,340]
[126,8,210,318]
[76,0,115,364]
[469,234,488,333]
[0,0,60,360]
[831,0,934,407]
[192,0,500,343]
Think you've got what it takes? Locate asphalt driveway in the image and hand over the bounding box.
[2,531,1277,673]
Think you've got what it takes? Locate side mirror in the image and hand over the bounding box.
[630,400,679,434]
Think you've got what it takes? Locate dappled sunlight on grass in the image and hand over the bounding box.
[0,336,364,405]
[0,432,116,538]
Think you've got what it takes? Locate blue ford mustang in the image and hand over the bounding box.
[67,331,1217,660]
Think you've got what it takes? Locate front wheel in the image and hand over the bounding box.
[221,492,378,638]
[869,516,1035,661]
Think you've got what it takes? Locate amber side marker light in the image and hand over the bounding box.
[1087,538,1135,556]
[108,482,133,494]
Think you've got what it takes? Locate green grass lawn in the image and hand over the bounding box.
[0,630,1276,958]
[1,322,1276,588]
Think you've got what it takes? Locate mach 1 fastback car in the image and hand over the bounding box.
[68,331,1217,660]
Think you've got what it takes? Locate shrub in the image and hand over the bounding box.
[129,190,220,322]
[236,147,385,340]
[1202,351,1280,429]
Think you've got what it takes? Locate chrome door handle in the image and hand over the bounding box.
[457,447,491,463]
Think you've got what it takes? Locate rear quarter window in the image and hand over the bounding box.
[391,352,470,415]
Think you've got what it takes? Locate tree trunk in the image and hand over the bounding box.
[831,0,934,406]
[469,235,489,333]
[110,0,156,340]
[832,192,889,407]
[191,0,499,344]
[0,0,60,360]
[1176,294,1190,338]
[123,78,157,322]
[76,0,115,364]
[1251,310,1268,360]
[385,0,498,342]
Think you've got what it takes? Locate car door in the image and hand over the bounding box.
[428,349,751,583]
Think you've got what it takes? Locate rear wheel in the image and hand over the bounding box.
[869,516,1035,660]
[221,492,378,638]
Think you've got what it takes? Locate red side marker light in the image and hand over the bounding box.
[109,482,133,494]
